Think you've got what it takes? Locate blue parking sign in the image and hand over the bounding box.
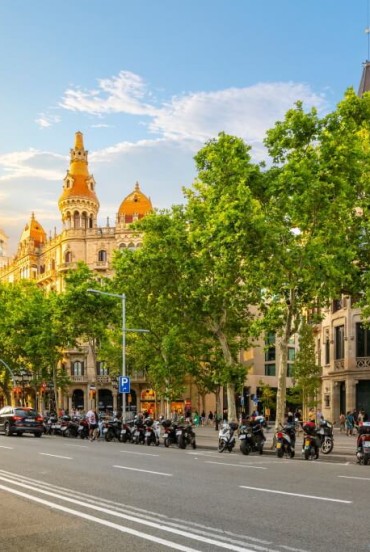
[119,376,130,393]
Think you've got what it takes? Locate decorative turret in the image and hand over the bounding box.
[20,213,46,246]
[58,132,100,229]
[117,182,152,225]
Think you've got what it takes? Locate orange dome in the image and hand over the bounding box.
[118,182,152,220]
[20,213,46,245]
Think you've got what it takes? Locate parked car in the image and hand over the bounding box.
[0,406,44,437]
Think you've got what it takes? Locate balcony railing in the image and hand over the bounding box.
[334,359,345,371]
[356,357,370,369]
[70,375,88,383]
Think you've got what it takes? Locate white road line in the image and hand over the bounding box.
[0,484,202,552]
[113,465,172,477]
[205,461,267,470]
[0,478,264,552]
[239,485,352,503]
[65,444,88,448]
[338,475,370,481]
[119,450,159,457]
[39,453,72,460]
[0,445,13,449]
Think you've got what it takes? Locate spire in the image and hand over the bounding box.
[358,60,370,97]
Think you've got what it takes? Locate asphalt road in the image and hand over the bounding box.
[0,431,367,552]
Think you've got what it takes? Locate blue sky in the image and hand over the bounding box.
[0,0,368,253]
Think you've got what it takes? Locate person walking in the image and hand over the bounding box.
[339,413,345,433]
[345,411,354,436]
[86,408,98,441]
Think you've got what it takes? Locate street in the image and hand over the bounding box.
[0,429,366,552]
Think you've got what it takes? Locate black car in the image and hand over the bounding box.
[0,406,44,437]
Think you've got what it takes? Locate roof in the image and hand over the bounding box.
[118,182,152,218]
[358,60,370,96]
[20,213,46,245]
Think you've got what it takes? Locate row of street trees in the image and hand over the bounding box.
[1,89,370,422]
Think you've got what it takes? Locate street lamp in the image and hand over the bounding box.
[86,289,149,420]
[14,369,32,406]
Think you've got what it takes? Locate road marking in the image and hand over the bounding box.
[119,450,159,457]
[0,478,263,552]
[39,453,72,460]
[113,465,172,477]
[239,485,352,503]
[0,445,13,449]
[338,475,370,481]
[66,444,88,448]
[205,461,267,470]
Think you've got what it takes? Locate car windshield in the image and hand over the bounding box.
[15,409,37,417]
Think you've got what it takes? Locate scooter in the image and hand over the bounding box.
[218,422,238,453]
[275,423,296,458]
[356,421,370,465]
[239,421,265,455]
[176,423,196,449]
[316,419,334,454]
[302,421,319,460]
[144,418,160,446]
[162,420,177,447]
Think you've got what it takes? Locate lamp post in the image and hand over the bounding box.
[14,369,32,406]
[86,289,149,420]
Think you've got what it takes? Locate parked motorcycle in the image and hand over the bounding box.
[176,423,196,449]
[144,418,160,446]
[77,417,90,440]
[120,421,134,443]
[316,419,334,454]
[219,422,238,453]
[302,421,320,460]
[62,416,80,438]
[104,417,122,442]
[132,418,146,444]
[275,423,296,458]
[239,420,265,455]
[162,420,178,447]
[356,421,370,465]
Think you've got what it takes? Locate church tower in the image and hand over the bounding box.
[58,132,100,229]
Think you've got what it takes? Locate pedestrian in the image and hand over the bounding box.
[208,411,214,425]
[308,408,316,422]
[339,412,345,433]
[345,411,354,436]
[86,408,98,441]
[201,410,206,426]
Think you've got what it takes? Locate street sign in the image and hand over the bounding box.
[119,376,130,394]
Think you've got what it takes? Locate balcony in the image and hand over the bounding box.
[334,360,345,371]
[356,357,370,369]
[96,375,112,385]
[70,375,88,383]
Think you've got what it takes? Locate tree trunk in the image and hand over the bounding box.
[275,302,294,429]
[213,325,238,422]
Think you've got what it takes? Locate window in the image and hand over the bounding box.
[265,364,276,376]
[71,361,84,376]
[287,364,294,377]
[96,361,109,376]
[265,332,276,361]
[98,250,107,262]
[332,298,343,313]
[356,323,370,357]
[288,348,295,361]
[65,251,72,263]
[335,325,345,360]
[325,337,330,364]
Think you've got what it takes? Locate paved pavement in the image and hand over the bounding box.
[193,423,358,458]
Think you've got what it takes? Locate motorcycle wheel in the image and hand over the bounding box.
[364,456,369,466]
[240,441,251,455]
[321,437,333,455]
[289,449,295,459]
[218,439,226,453]
[164,438,170,448]
[277,448,284,458]
[64,428,71,438]
[192,440,196,450]
[304,449,310,460]
[314,448,319,460]
[178,435,186,449]
[145,437,152,446]
[105,430,114,442]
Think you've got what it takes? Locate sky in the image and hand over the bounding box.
[0,0,368,254]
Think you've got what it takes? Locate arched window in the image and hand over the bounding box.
[127,243,135,251]
[65,251,72,263]
[71,361,84,376]
[119,243,126,249]
[73,211,80,228]
[98,250,107,262]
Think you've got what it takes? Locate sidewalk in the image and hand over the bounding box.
[192,424,358,458]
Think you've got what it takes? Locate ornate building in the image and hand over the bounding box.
[0,131,154,414]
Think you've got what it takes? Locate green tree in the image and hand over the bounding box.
[260,89,370,427]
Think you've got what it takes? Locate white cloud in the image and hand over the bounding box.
[35,113,61,129]
[60,71,158,116]
[0,150,66,182]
